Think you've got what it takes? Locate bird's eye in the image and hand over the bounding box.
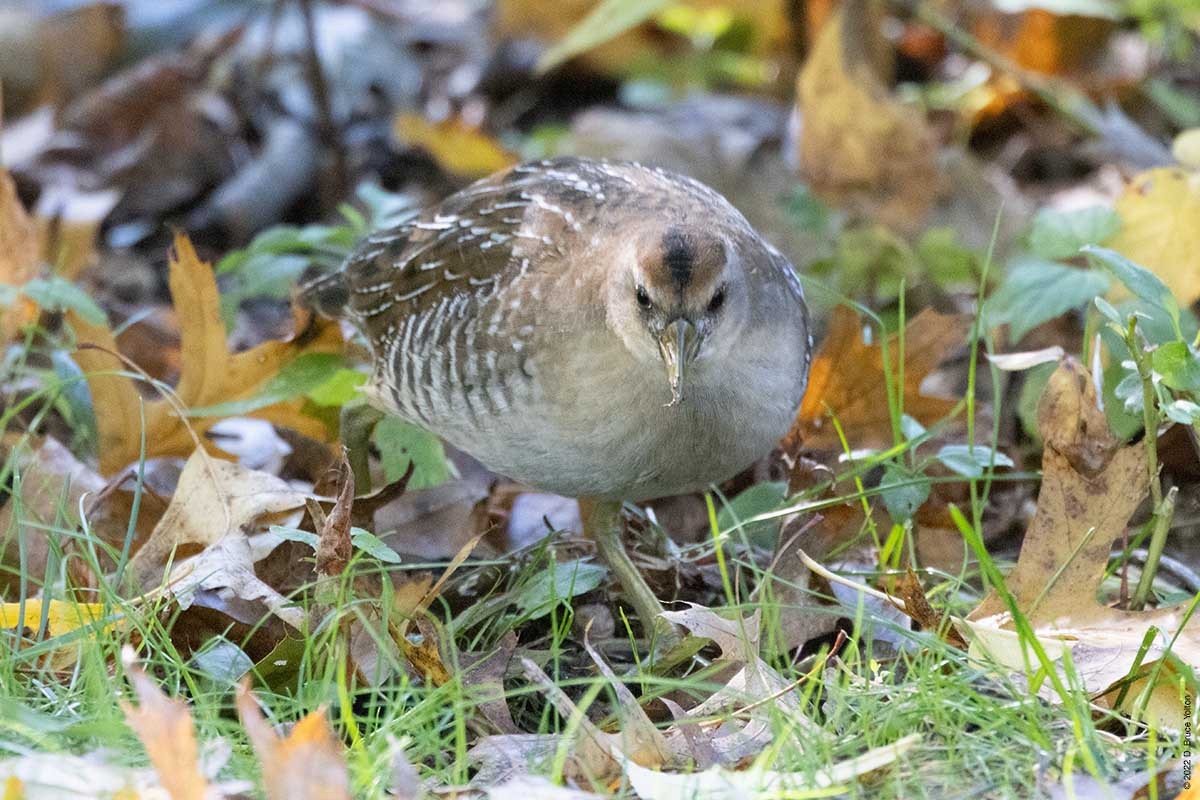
[707,287,726,313]
[635,285,652,309]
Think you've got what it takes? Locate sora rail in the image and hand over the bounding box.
[304,157,812,648]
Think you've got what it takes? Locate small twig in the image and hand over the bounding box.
[297,0,349,201]
[796,548,907,611]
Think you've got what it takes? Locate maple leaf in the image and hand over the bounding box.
[786,306,970,451]
[70,232,343,475]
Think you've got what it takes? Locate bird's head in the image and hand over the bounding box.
[606,224,749,405]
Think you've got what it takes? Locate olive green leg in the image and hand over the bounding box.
[580,498,681,654]
[340,403,384,493]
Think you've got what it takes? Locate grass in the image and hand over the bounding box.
[0,287,1190,798]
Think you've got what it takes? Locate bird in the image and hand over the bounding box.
[303,157,812,649]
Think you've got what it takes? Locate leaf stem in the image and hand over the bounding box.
[1126,317,1168,610]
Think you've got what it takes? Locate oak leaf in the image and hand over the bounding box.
[965,358,1198,728]
[70,232,343,475]
[786,306,969,451]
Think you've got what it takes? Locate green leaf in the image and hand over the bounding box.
[514,559,607,619]
[22,277,106,324]
[537,0,671,71]
[935,444,1014,478]
[880,465,930,523]
[187,352,345,417]
[1027,206,1120,259]
[1152,342,1200,392]
[1083,246,1181,336]
[374,417,451,490]
[350,527,403,563]
[988,258,1109,341]
[1165,399,1200,424]
[916,227,980,288]
[716,481,786,547]
[270,525,320,550]
[306,368,366,406]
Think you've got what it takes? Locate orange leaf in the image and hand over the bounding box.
[237,685,351,800]
[0,170,40,340]
[788,306,969,451]
[71,232,344,474]
[121,662,209,800]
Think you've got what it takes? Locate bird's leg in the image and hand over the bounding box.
[339,403,384,493]
[579,497,681,654]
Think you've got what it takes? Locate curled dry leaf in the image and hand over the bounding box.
[794,0,940,232]
[126,450,310,629]
[315,452,354,577]
[964,357,1198,728]
[785,306,969,451]
[70,232,343,475]
[236,683,351,800]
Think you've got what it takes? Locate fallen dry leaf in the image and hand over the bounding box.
[794,0,940,232]
[70,232,343,475]
[237,684,351,800]
[121,658,209,800]
[1107,167,1200,306]
[0,598,114,672]
[394,113,517,179]
[786,306,969,451]
[126,450,309,630]
[964,357,1198,728]
[0,167,40,339]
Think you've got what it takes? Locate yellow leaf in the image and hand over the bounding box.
[794,0,940,233]
[0,599,108,636]
[1108,167,1200,306]
[70,232,344,474]
[121,662,209,800]
[3,776,21,800]
[394,113,517,179]
[0,599,113,671]
[1174,128,1200,170]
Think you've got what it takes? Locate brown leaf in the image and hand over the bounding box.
[890,569,967,649]
[316,452,354,577]
[237,684,351,800]
[121,660,209,800]
[965,358,1198,727]
[971,358,1146,622]
[786,307,969,451]
[70,232,343,475]
[794,0,940,232]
